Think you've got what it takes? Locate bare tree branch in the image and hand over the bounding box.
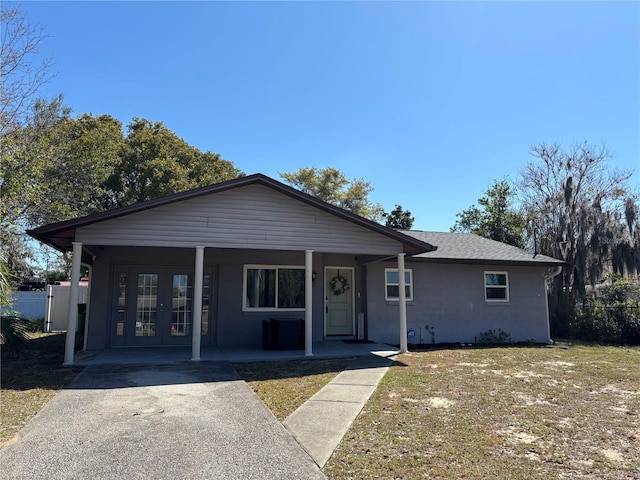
[0,6,54,135]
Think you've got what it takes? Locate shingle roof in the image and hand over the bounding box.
[401,230,565,266]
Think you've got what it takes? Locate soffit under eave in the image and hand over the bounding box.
[28,228,77,253]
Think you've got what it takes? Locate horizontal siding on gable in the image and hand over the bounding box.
[76,184,402,255]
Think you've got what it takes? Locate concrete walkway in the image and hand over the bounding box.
[0,362,327,480]
[284,351,398,467]
[1,345,399,478]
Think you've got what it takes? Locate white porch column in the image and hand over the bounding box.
[63,241,83,366]
[398,252,408,354]
[191,246,205,361]
[305,249,313,356]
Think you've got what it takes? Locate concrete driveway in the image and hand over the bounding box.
[0,362,326,480]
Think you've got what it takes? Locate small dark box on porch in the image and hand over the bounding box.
[262,318,304,350]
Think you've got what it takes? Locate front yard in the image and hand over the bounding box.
[323,345,640,479]
[0,334,83,445]
[238,344,639,479]
[2,336,638,478]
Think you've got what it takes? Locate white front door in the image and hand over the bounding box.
[325,267,354,336]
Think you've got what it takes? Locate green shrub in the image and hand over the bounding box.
[1,316,32,357]
[25,317,44,333]
[572,275,640,345]
[477,328,512,344]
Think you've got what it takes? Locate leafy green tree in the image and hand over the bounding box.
[0,256,14,312]
[452,179,526,248]
[1,96,70,281]
[2,108,244,285]
[280,166,384,222]
[1,5,57,285]
[519,142,638,337]
[111,118,243,206]
[383,205,414,229]
[32,113,126,224]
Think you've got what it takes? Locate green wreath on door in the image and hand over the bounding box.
[330,273,350,296]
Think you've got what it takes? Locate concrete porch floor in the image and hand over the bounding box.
[73,341,400,366]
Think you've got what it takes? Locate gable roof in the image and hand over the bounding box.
[27,174,435,256]
[401,230,565,267]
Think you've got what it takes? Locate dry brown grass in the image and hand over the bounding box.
[0,333,83,445]
[324,345,640,479]
[233,357,355,420]
[3,337,638,479]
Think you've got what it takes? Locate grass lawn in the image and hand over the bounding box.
[233,357,355,421]
[0,333,83,446]
[234,345,639,478]
[2,337,638,479]
[324,345,640,480]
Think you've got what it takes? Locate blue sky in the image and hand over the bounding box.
[14,1,640,232]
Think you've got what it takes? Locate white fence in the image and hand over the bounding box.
[44,284,89,332]
[2,291,47,319]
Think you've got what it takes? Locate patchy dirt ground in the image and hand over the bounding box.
[324,345,640,480]
[1,334,83,445]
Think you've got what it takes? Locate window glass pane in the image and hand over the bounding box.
[485,273,507,286]
[116,273,126,336]
[388,286,412,299]
[171,274,192,337]
[246,268,276,308]
[486,287,507,299]
[278,269,305,308]
[201,274,210,336]
[136,274,157,337]
[386,269,412,300]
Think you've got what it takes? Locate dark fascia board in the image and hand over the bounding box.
[27,173,436,255]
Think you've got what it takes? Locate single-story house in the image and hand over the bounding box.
[28,174,564,365]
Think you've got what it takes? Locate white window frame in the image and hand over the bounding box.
[484,271,509,302]
[385,268,413,301]
[243,264,306,312]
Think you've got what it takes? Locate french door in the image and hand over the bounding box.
[112,267,210,346]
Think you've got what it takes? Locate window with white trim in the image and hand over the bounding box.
[385,268,413,301]
[484,271,509,302]
[243,265,305,311]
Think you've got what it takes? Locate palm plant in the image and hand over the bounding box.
[1,258,31,357]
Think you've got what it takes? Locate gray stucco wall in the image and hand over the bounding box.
[365,261,551,345]
[85,246,551,350]
[85,246,362,350]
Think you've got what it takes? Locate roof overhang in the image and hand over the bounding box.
[403,256,568,268]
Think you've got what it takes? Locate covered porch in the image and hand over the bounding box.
[72,340,400,366]
[61,243,414,366]
[27,175,435,366]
